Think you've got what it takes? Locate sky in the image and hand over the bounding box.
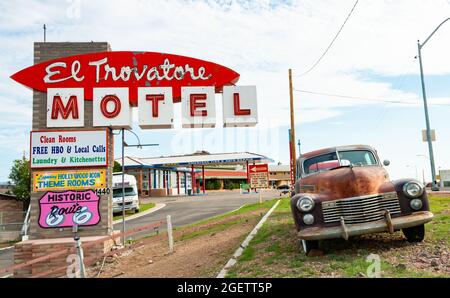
[0,0,450,182]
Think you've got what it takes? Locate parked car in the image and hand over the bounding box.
[112,173,140,214]
[277,184,291,196]
[290,144,434,254]
[277,184,290,190]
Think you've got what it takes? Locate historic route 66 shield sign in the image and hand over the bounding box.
[38,190,101,228]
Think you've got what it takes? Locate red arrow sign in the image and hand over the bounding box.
[10,51,240,106]
[249,164,268,173]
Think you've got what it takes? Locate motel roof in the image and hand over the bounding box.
[268,165,290,172]
[116,152,274,169]
[194,169,247,179]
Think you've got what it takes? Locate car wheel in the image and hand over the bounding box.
[134,209,140,214]
[300,240,319,255]
[402,224,425,242]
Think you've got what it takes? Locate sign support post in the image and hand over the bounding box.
[121,128,126,246]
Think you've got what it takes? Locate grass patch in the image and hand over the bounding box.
[227,196,449,278]
[184,198,281,228]
[113,202,155,221]
[177,218,249,241]
[426,195,450,244]
[173,198,282,241]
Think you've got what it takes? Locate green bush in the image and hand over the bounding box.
[206,179,221,190]
[224,179,245,190]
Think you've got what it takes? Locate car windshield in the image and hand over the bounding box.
[113,187,136,197]
[303,150,377,175]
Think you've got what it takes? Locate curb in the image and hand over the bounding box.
[216,199,281,278]
[113,203,166,225]
[0,246,14,252]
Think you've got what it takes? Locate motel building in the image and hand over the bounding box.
[268,164,291,188]
[439,169,450,189]
[116,151,274,196]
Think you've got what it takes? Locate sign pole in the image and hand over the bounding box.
[121,128,126,246]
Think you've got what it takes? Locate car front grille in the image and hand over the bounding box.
[321,192,401,224]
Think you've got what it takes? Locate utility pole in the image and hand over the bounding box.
[43,24,46,42]
[416,18,450,191]
[288,69,297,185]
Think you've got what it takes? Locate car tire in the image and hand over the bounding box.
[402,224,425,242]
[300,240,319,255]
[134,209,140,214]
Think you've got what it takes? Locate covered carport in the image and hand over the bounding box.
[117,152,273,196]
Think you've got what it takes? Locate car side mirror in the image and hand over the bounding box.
[383,160,390,166]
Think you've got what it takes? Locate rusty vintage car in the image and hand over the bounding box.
[290,144,434,254]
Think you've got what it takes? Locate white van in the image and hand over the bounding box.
[112,173,140,214]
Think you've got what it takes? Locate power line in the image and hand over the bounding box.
[372,59,417,128]
[293,88,419,105]
[296,0,359,77]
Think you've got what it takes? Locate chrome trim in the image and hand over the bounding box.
[298,211,434,241]
[402,181,424,198]
[297,196,315,212]
[321,192,401,224]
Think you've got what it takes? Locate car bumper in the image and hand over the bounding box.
[113,202,139,213]
[298,211,434,241]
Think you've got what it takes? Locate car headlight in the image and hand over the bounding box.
[403,181,424,198]
[296,196,315,212]
[302,214,314,225]
[410,199,423,210]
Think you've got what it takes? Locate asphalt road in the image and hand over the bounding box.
[0,189,283,277]
[113,189,282,239]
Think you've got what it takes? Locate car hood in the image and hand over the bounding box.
[298,166,394,201]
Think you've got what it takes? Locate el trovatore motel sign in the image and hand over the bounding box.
[11,51,258,129]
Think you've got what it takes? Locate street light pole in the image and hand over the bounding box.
[416,18,450,191]
[417,42,437,190]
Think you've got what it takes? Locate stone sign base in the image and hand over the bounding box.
[14,232,121,278]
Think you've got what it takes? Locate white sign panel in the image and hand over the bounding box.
[222,86,258,127]
[181,86,216,128]
[249,164,269,189]
[93,88,132,129]
[47,88,84,128]
[250,172,269,189]
[30,130,108,169]
[138,87,174,129]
